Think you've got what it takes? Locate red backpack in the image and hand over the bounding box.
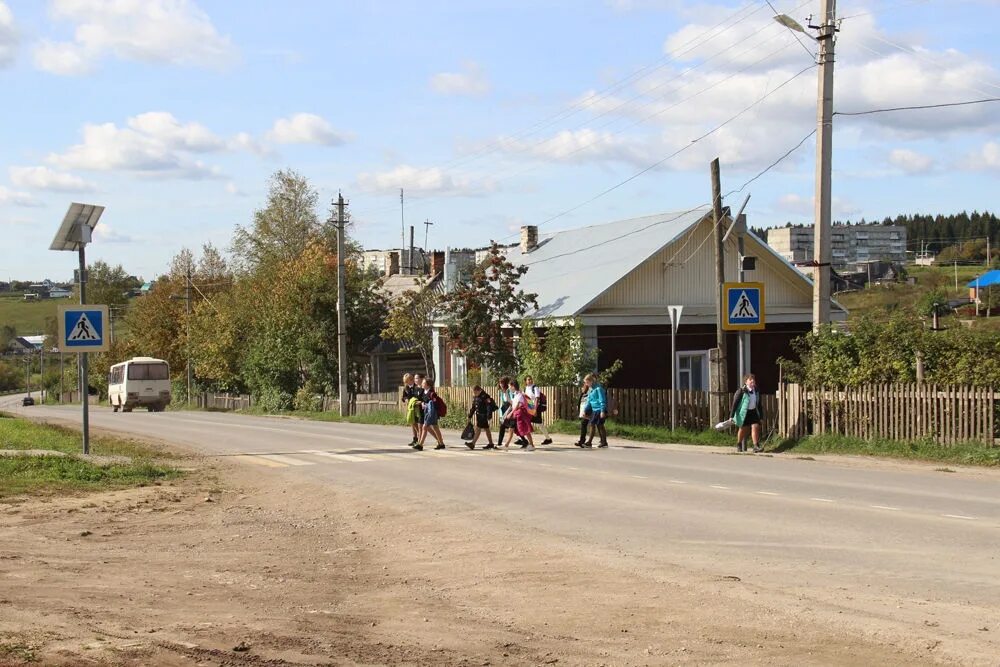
[434,394,447,418]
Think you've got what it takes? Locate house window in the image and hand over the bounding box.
[677,352,708,391]
[450,352,468,387]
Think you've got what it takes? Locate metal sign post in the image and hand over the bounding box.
[50,202,105,456]
[667,305,684,432]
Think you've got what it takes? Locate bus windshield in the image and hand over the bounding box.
[127,363,169,381]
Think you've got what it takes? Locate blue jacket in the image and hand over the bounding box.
[587,384,607,413]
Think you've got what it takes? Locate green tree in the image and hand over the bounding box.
[80,260,132,307]
[440,242,538,376]
[231,169,331,271]
[517,318,600,386]
[381,279,438,378]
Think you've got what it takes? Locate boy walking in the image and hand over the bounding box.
[401,373,421,447]
[465,385,496,449]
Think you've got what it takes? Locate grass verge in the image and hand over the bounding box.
[0,412,180,500]
[772,433,1000,467]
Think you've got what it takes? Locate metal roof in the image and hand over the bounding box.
[505,208,712,319]
[967,269,1000,289]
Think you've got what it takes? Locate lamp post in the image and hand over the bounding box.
[774,2,838,329]
[50,203,105,455]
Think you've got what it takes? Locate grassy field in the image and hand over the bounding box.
[835,263,1000,330]
[0,294,61,335]
[0,412,180,499]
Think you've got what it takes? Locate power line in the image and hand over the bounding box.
[518,62,817,234]
[349,1,806,222]
[764,0,816,62]
[724,128,816,197]
[834,97,1000,116]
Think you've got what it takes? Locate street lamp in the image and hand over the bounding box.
[50,202,105,455]
[774,3,838,330]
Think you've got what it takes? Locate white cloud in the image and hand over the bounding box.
[775,193,861,218]
[887,148,934,174]
[266,113,347,146]
[33,0,236,75]
[0,1,18,67]
[487,11,1000,176]
[357,165,496,197]
[0,186,40,207]
[430,61,491,97]
[47,113,227,179]
[224,181,247,196]
[93,223,135,243]
[9,166,97,192]
[967,140,1000,170]
[127,112,226,152]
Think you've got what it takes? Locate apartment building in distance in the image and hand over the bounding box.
[768,224,907,271]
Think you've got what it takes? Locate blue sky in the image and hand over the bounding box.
[2,0,999,282]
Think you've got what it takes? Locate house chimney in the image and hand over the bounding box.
[387,251,400,276]
[431,251,445,278]
[520,225,538,253]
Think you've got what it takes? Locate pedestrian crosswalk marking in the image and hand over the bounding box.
[234,455,288,468]
[298,449,371,463]
[257,454,315,466]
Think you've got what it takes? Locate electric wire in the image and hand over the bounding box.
[834,97,1000,116]
[519,62,817,235]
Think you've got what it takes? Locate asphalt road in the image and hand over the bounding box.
[5,395,1000,660]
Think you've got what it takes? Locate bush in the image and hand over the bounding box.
[255,387,294,412]
[293,385,323,412]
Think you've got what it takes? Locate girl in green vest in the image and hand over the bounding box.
[730,374,764,453]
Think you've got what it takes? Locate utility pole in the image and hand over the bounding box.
[186,264,193,407]
[811,0,837,329]
[409,225,416,275]
[710,158,728,425]
[988,235,992,267]
[336,193,349,417]
[400,188,406,275]
[423,218,433,254]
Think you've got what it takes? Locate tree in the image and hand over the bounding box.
[382,279,438,378]
[440,242,538,376]
[80,261,132,307]
[517,318,599,386]
[231,169,331,271]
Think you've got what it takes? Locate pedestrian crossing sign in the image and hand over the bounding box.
[723,282,765,331]
[58,305,109,352]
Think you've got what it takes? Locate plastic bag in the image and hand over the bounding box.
[461,422,475,440]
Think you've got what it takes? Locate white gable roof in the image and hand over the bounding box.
[505,208,712,319]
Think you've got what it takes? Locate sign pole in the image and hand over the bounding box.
[668,305,683,432]
[78,245,90,456]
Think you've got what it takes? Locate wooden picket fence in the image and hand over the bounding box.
[197,392,253,411]
[193,386,780,434]
[362,385,776,433]
[778,383,999,445]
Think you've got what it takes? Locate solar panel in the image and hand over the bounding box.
[50,202,105,251]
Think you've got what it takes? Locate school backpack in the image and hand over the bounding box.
[537,391,547,414]
[434,394,447,418]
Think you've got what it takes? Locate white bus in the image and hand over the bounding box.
[108,357,172,412]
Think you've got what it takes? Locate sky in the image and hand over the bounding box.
[1,0,999,282]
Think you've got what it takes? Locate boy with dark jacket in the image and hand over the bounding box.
[465,385,497,449]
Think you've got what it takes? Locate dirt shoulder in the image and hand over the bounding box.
[1,447,953,667]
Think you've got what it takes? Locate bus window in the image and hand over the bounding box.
[128,364,169,380]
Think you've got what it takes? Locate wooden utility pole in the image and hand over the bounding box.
[710,158,728,424]
[186,264,192,406]
[337,194,349,416]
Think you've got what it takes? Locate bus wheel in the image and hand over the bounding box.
[112,402,119,413]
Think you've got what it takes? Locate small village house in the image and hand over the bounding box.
[432,208,847,393]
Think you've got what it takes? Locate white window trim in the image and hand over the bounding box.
[677,349,710,392]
